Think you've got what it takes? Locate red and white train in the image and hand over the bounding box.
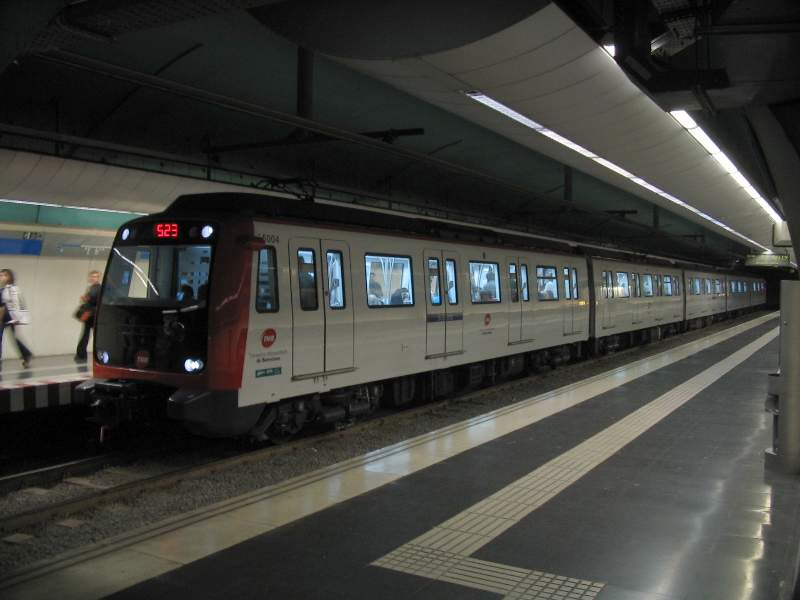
[78,194,767,438]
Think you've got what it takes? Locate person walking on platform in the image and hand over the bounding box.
[75,270,101,362]
[0,269,33,369]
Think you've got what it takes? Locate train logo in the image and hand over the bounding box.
[484,313,492,326]
[261,328,277,348]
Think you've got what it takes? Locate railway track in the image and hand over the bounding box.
[0,399,451,535]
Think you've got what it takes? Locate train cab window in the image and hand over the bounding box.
[642,274,654,297]
[326,251,345,309]
[630,273,640,298]
[537,266,559,301]
[445,259,458,305]
[256,247,279,313]
[297,249,318,311]
[520,264,530,301]
[470,261,501,303]
[571,268,579,299]
[616,272,630,298]
[508,263,519,303]
[428,258,442,306]
[365,254,414,307]
[663,275,673,296]
[563,267,572,300]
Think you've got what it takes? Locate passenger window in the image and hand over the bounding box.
[563,267,572,300]
[663,275,673,296]
[571,268,579,299]
[520,264,530,301]
[326,250,345,309]
[691,278,701,295]
[256,247,279,313]
[365,254,413,307]
[713,279,721,294]
[445,259,458,305]
[616,272,630,298]
[704,278,711,295]
[642,274,654,297]
[428,258,442,306]
[630,273,640,298]
[537,266,559,301]
[508,263,519,303]
[600,271,611,299]
[673,275,680,296]
[655,275,662,296]
[470,261,501,303]
[297,249,318,311]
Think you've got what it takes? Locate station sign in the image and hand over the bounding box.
[745,253,792,268]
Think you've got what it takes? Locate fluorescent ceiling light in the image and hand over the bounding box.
[592,157,634,178]
[0,198,146,216]
[463,92,773,252]
[602,44,616,57]
[670,110,783,225]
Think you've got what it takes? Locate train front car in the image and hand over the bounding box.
[78,210,259,438]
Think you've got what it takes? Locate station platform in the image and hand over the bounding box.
[2,312,797,600]
[0,355,90,415]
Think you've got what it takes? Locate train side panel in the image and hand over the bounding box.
[239,219,591,407]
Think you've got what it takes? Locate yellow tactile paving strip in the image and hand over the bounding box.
[0,313,777,600]
[373,326,779,597]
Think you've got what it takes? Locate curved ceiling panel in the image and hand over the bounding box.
[337,3,778,251]
[0,149,271,214]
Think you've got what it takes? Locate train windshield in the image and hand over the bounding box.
[102,244,212,307]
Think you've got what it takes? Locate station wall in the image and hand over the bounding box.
[0,254,108,361]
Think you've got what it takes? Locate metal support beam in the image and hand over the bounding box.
[563,165,573,202]
[297,46,314,119]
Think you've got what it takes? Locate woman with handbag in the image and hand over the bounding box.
[75,270,101,362]
[0,269,33,369]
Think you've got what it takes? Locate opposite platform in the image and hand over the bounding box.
[1,312,793,600]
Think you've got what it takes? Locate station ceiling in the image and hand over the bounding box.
[0,0,797,269]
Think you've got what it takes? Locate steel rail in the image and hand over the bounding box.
[0,400,451,535]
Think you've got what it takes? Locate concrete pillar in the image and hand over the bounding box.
[769,281,800,473]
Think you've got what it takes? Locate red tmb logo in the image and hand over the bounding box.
[484,313,492,326]
[261,328,277,348]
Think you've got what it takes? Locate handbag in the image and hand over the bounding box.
[74,307,92,322]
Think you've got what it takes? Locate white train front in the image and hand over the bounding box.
[77,193,766,439]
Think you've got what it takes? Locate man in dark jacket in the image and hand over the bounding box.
[75,270,101,362]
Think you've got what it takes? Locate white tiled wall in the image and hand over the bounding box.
[0,255,107,358]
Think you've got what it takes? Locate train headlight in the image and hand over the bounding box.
[97,350,110,364]
[121,228,130,241]
[184,358,204,373]
[201,225,214,239]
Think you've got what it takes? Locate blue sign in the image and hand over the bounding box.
[0,239,43,255]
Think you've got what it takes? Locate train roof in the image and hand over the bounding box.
[163,193,759,277]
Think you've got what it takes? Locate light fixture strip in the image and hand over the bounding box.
[0,198,146,215]
[463,91,772,252]
[669,110,783,224]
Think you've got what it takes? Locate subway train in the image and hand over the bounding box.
[77,194,767,439]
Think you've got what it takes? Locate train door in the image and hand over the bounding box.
[424,250,463,357]
[507,257,522,343]
[562,266,574,335]
[520,262,535,341]
[424,251,445,356]
[322,241,354,372]
[290,238,354,377]
[443,252,464,354]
